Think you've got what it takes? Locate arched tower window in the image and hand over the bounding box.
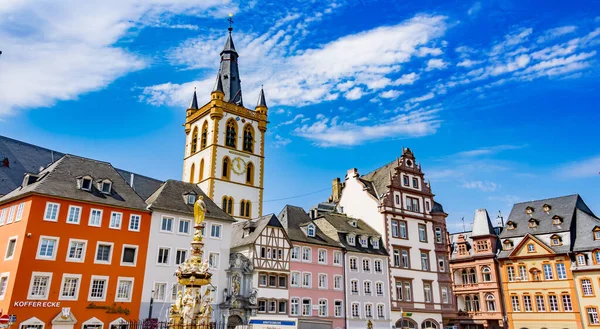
[222,196,234,215]
[246,162,254,185]
[201,121,208,149]
[190,163,195,183]
[222,157,230,180]
[486,293,496,311]
[240,200,251,218]
[191,127,198,154]
[243,124,254,152]
[199,159,205,181]
[225,119,237,148]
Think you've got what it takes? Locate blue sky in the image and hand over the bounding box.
[1,0,599,232]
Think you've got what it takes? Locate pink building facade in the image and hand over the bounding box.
[280,206,346,329]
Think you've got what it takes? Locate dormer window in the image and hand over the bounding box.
[507,221,516,230]
[307,224,315,237]
[100,180,112,194]
[79,176,93,191]
[550,234,562,246]
[503,240,513,250]
[347,235,356,245]
[552,215,563,225]
[186,194,196,205]
[593,227,600,240]
[360,236,368,247]
[371,238,379,249]
[349,220,357,228]
[528,218,539,228]
[543,204,551,212]
[577,254,587,266]
[525,206,534,215]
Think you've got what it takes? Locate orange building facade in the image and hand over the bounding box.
[0,155,151,329]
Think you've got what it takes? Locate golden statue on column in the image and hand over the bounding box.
[169,196,214,328]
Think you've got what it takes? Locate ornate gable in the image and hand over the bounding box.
[509,234,555,258]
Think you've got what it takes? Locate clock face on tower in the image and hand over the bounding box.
[232,157,246,175]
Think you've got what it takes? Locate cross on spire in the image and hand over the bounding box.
[228,14,234,32]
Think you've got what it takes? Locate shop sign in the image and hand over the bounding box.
[13,301,61,308]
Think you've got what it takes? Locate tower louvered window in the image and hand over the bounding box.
[226,120,237,148]
[201,121,208,149]
[243,125,254,152]
[240,200,251,218]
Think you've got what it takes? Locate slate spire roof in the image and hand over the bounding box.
[213,72,224,93]
[471,208,495,237]
[256,86,267,107]
[217,29,243,106]
[189,87,199,109]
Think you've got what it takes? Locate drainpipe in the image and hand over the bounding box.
[343,249,348,329]
[148,290,154,319]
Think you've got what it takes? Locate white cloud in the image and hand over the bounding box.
[0,0,233,116]
[457,59,482,67]
[455,144,526,157]
[462,180,498,192]
[141,14,449,108]
[537,25,577,43]
[468,2,482,16]
[272,134,292,148]
[275,109,286,114]
[380,90,404,99]
[426,58,448,71]
[392,73,420,85]
[491,28,533,55]
[555,155,600,178]
[408,92,434,103]
[277,114,305,127]
[418,47,443,56]
[294,108,441,147]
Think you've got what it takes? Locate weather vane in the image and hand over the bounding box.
[228,13,234,32]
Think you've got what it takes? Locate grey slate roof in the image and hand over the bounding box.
[218,31,243,105]
[256,87,267,107]
[471,208,495,237]
[0,135,65,196]
[361,159,396,199]
[573,208,600,252]
[146,179,234,222]
[499,194,590,238]
[0,135,163,201]
[0,155,149,211]
[315,213,388,256]
[278,205,340,248]
[189,89,199,109]
[230,214,286,249]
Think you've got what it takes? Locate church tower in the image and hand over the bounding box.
[182,25,268,221]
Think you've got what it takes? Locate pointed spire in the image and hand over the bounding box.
[471,208,495,237]
[213,73,224,94]
[222,33,237,54]
[256,86,267,107]
[218,25,243,105]
[188,87,198,109]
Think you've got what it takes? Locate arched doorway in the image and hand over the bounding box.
[227,315,243,329]
[395,318,417,329]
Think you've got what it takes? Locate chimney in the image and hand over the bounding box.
[129,173,135,189]
[346,168,359,178]
[331,178,342,203]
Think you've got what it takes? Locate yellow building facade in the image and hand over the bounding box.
[497,195,599,329]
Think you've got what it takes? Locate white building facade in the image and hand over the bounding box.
[333,148,455,329]
[140,180,234,321]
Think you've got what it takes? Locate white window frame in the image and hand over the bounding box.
[66,205,82,224]
[209,252,220,269]
[178,218,191,235]
[58,273,82,301]
[318,298,328,317]
[153,281,167,301]
[302,272,312,288]
[0,272,10,300]
[210,223,223,239]
[349,257,358,271]
[4,236,18,261]
[0,208,6,225]
[109,212,123,229]
[302,246,312,262]
[377,303,386,319]
[94,241,114,265]
[363,258,371,273]
[65,238,87,263]
[88,208,103,227]
[364,280,372,296]
[334,299,343,317]
[333,251,342,266]
[27,271,53,300]
[318,273,328,289]
[157,246,171,266]
[365,302,373,319]
[115,277,134,302]
[351,302,360,318]
[290,271,300,287]
[15,203,25,222]
[318,249,327,264]
[175,248,188,265]
[376,281,384,296]
[334,275,343,290]
[43,202,60,222]
[290,297,300,316]
[120,244,138,267]
[291,246,300,261]
[6,205,15,224]
[88,275,109,301]
[160,216,175,233]
[36,235,59,261]
[307,224,316,237]
[129,214,141,232]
